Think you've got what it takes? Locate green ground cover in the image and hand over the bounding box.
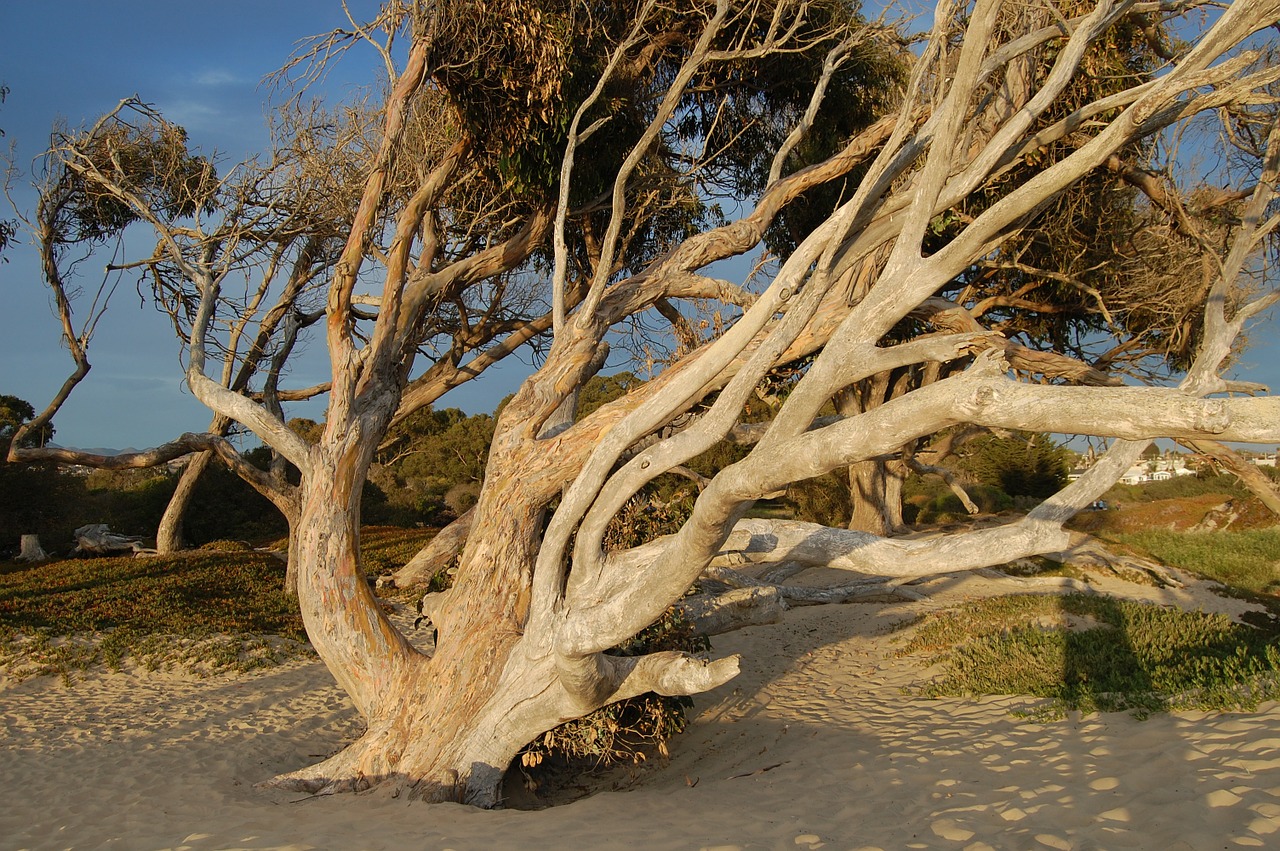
[6,519,1280,725]
[0,529,439,681]
[1110,528,1280,596]
[0,547,307,681]
[898,593,1280,719]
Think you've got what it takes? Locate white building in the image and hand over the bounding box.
[1119,456,1197,485]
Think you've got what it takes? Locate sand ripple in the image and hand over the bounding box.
[2,595,1279,849]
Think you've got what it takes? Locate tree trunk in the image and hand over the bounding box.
[837,383,906,535]
[847,458,893,535]
[268,439,577,806]
[883,460,906,529]
[156,449,215,553]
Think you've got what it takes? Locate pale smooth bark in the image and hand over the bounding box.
[391,507,473,588]
[156,450,212,554]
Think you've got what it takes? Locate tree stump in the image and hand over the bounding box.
[17,534,49,562]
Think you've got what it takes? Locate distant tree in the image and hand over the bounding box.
[0,394,68,552]
[956,432,1072,500]
[287,418,326,445]
[577,372,644,421]
[0,394,53,449]
[373,407,496,522]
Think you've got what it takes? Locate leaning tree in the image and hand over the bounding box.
[9,0,1280,806]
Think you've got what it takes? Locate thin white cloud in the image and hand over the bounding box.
[160,100,226,137]
[193,69,245,87]
[163,97,260,145]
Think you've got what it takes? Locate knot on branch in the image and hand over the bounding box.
[965,381,1000,416]
[1192,398,1230,434]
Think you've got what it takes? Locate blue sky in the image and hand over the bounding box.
[0,1,530,449]
[1,2,1277,451]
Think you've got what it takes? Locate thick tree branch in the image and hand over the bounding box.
[1181,438,1280,518]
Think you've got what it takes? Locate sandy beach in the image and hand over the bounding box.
[3,572,1279,850]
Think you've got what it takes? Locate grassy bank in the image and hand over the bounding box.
[900,496,1280,719]
[0,547,307,681]
[1109,528,1280,596]
[0,527,439,681]
[899,593,1280,719]
[6,519,1280,725]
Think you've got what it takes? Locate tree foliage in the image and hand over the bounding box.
[422,0,898,196]
[0,395,52,450]
[955,431,1072,499]
[40,109,217,246]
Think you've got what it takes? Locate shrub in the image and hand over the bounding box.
[968,483,1013,514]
[0,462,84,554]
[517,607,711,777]
[600,489,695,551]
[915,492,967,524]
[443,482,481,516]
[784,471,851,527]
[184,463,287,544]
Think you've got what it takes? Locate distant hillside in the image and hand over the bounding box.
[46,444,142,457]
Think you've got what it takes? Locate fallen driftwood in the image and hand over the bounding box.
[71,524,155,557]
